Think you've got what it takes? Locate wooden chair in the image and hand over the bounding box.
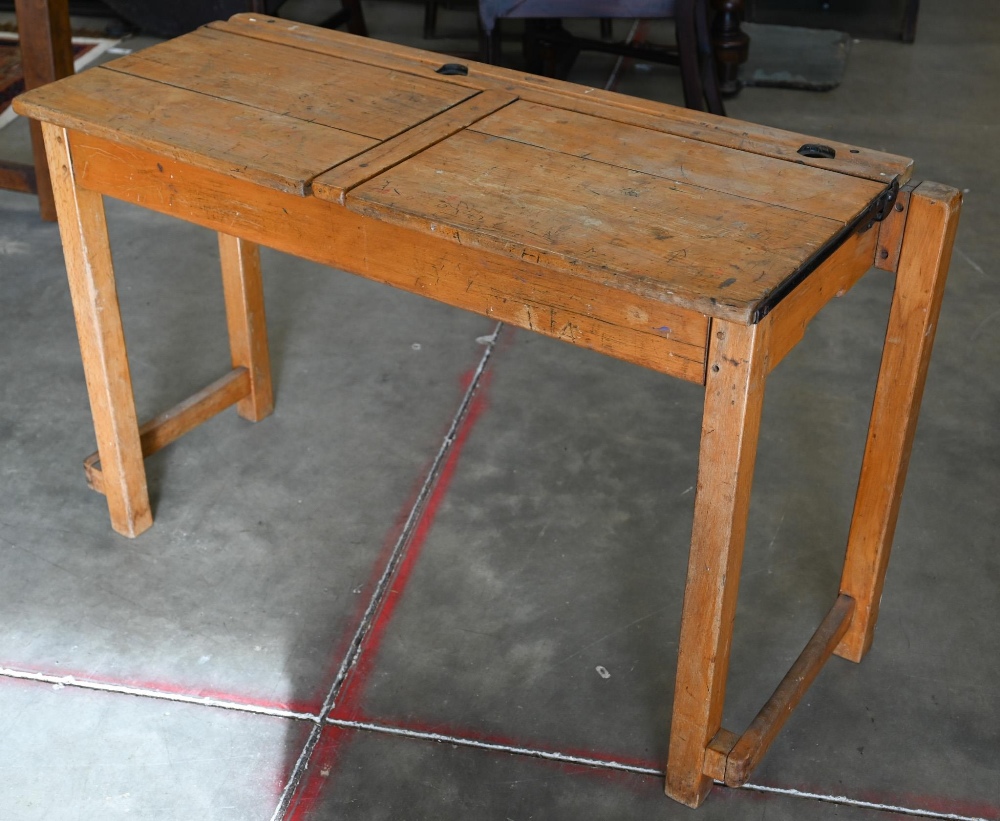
[426,0,748,112]
[1,0,74,221]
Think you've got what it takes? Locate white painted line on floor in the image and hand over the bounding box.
[0,665,317,723]
[326,716,662,776]
[2,663,989,820]
[740,784,994,821]
[328,717,994,821]
[268,321,506,821]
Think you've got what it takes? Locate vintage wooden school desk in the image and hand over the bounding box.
[14,15,960,807]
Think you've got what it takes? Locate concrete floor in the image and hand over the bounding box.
[1,1,998,818]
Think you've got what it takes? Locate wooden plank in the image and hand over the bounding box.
[346,129,846,323]
[666,316,772,807]
[106,26,474,142]
[41,123,152,538]
[703,729,738,783]
[836,182,961,662]
[16,69,378,195]
[470,101,886,223]
[70,133,710,382]
[313,89,519,205]
[767,227,878,372]
[722,595,855,786]
[874,182,917,272]
[218,235,274,421]
[0,161,38,194]
[84,368,252,495]
[209,14,913,184]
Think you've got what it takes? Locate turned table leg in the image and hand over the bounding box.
[836,182,961,662]
[666,316,772,807]
[42,123,152,537]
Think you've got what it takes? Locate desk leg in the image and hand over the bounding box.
[218,233,273,422]
[42,123,152,538]
[836,182,961,662]
[666,316,771,807]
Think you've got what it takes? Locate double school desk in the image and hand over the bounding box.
[15,15,960,806]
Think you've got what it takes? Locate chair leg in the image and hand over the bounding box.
[695,0,726,115]
[666,316,772,807]
[14,0,74,221]
[836,182,961,662]
[709,0,749,96]
[342,0,367,36]
[424,0,438,38]
[676,0,725,115]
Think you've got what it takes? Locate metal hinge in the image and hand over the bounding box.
[857,178,900,234]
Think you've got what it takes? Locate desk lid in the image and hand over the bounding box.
[15,14,914,323]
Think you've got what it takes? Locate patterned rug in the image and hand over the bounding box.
[0,32,119,129]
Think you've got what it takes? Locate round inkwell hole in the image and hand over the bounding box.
[797,143,836,159]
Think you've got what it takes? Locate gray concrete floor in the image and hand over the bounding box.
[1,1,998,818]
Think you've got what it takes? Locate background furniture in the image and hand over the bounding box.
[426,0,747,102]
[0,0,73,221]
[747,0,919,42]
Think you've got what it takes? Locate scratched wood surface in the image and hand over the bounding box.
[16,69,377,195]
[210,14,913,184]
[68,132,711,382]
[344,129,847,320]
[14,16,912,321]
[471,101,886,223]
[105,27,474,142]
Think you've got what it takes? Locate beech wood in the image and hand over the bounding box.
[14,22,959,808]
[837,182,961,662]
[84,368,252,495]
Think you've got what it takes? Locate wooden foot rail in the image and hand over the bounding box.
[703,595,856,786]
[84,368,251,495]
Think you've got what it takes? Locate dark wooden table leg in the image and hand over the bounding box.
[13,0,74,221]
[710,0,748,97]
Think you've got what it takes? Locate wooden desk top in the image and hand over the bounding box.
[15,14,913,323]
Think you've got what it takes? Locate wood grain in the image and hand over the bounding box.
[41,122,152,537]
[17,69,378,195]
[722,594,855,786]
[106,26,473,141]
[347,129,845,322]
[767,226,878,372]
[70,133,710,381]
[209,13,913,184]
[836,181,961,662]
[471,100,886,223]
[83,368,252,495]
[314,89,519,204]
[874,182,917,272]
[666,316,772,807]
[218,234,274,421]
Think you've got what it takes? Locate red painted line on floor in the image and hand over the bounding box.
[334,374,492,718]
[299,362,495,713]
[0,659,313,715]
[282,724,354,821]
[277,357,497,818]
